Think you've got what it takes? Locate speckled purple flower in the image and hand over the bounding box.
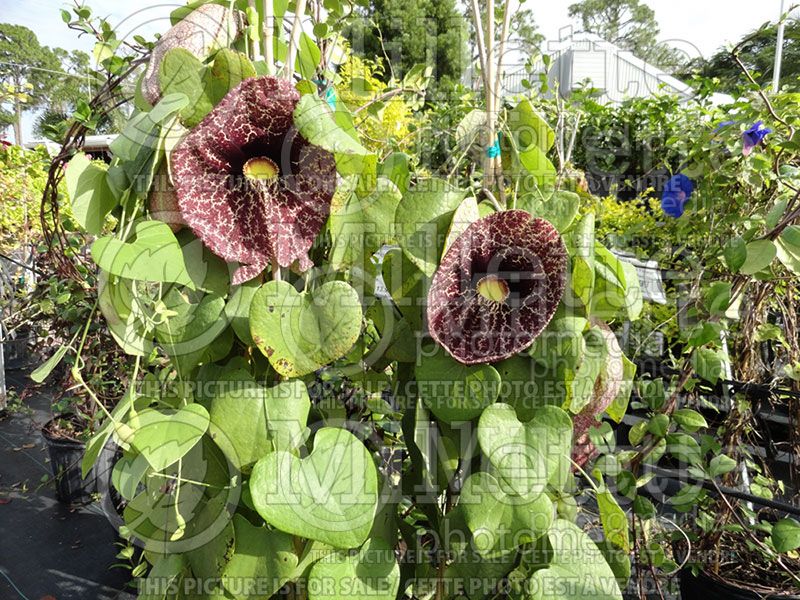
[172,76,336,284]
[742,121,772,156]
[427,210,567,365]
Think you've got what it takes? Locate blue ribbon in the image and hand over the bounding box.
[324,87,337,110]
[313,79,337,110]
[486,133,501,158]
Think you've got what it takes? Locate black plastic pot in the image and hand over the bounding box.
[41,416,119,507]
[679,568,800,600]
[42,419,94,505]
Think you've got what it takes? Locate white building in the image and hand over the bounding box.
[484,32,732,105]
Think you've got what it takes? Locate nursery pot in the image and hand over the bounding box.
[42,418,93,505]
[41,415,121,507]
[679,568,800,600]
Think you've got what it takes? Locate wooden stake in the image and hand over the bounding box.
[285,0,309,80]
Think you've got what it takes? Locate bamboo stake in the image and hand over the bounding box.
[285,0,308,80]
[493,0,512,104]
[493,0,512,205]
[484,0,496,189]
[469,0,489,90]
[263,0,275,74]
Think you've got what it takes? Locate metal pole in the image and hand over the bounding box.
[773,0,786,93]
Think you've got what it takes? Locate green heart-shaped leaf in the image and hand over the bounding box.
[65,152,117,235]
[250,280,363,377]
[478,404,573,497]
[517,190,580,233]
[131,403,210,472]
[221,514,298,600]
[160,47,256,128]
[329,176,402,270]
[293,93,375,176]
[394,178,465,276]
[249,427,378,549]
[526,520,623,600]
[415,346,500,423]
[308,537,400,600]
[209,378,310,470]
[92,221,194,288]
[155,289,228,375]
[460,471,554,556]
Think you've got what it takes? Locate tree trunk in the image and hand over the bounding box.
[13,98,22,146]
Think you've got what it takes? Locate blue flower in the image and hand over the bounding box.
[715,120,736,132]
[742,121,771,156]
[661,174,694,218]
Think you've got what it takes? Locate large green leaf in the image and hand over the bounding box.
[507,99,555,153]
[209,379,310,471]
[329,177,402,269]
[110,94,188,199]
[592,244,642,320]
[250,280,363,377]
[517,189,580,233]
[568,213,596,310]
[526,520,623,600]
[203,47,256,106]
[606,354,636,424]
[518,145,557,188]
[130,403,210,472]
[65,153,117,234]
[160,47,256,128]
[478,404,573,497]
[250,427,379,549]
[297,32,321,80]
[495,355,567,421]
[155,289,228,374]
[159,48,208,125]
[221,514,298,600]
[771,518,800,553]
[308,537,400,600]
[692,347,725,384]
[293,93,375,176]
[565,326,608,414]
[224,280,259,346]
[443,195,481,255]
[442,506,519,595]
[380,248,426,332]
[92,221,194,287]
[460,471,553,555]
[415,346,500,423]
[596,482,630,552]
[394,178,465,276]
[776,225,800,275]
[740,239,776,275]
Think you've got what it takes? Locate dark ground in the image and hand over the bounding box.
[0,367,134,600]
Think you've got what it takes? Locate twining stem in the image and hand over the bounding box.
[272,260,282,282]
[569,457,600,493]
[285,0,308,80]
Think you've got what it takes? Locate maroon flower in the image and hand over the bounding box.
[427,210,567,365]
[172,76,336,284]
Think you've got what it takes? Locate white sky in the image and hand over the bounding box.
[0,0,790,140]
